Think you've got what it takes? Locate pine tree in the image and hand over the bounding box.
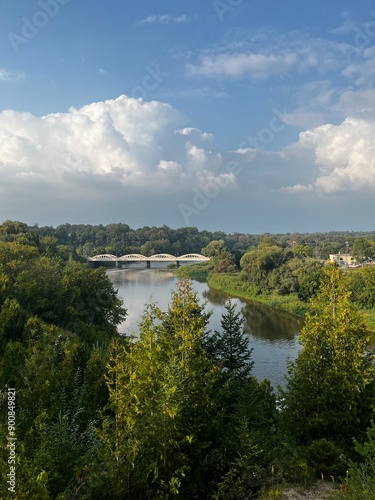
[207,299,254,378]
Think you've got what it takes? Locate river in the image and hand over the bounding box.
[107,266,303,389]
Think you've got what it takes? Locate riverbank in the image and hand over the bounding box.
[207,272,309,317]
[175,264,308,317]
[175,264,375,330]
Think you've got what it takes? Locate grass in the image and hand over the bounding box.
[174,262,211,282]
[207,272,309,317]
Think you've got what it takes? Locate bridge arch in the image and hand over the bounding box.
[118,254,147,261]
[178,253,209,261]
[89,254,118,261]
[149,253,177,261]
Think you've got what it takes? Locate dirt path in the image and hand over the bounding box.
[279,480,336,499]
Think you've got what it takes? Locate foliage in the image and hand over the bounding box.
[280,265,375,451]
[304,439,344,477]
[96,279,221,498]
[352,237,373,263]
[346,267,375,309]
[343,420,375,499]
[208,272,309,317]
[202,239,237,273]
[0,235,127,497]
[174,262,211,282]
[206,299,254,378]
[2,220,375,497]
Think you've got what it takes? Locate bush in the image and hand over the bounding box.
[283,458,315,486]
[342,421,375,499]
[305,439,344,477]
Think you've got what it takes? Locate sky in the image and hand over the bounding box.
[1,0,375,234]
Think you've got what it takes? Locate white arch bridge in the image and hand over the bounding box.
[87,253,210,268]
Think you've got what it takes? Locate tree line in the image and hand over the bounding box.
[2,219,375,263]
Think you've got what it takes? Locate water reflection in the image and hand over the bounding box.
[107,268,302,388]
[202,287,228,306]
[242,303,303,342]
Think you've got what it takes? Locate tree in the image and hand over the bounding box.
[97,279,220,499]
[353,237,373,264]
[240,244,292,293]
[207,300,254,378]
[280,265,375,450]
[202,240,236,272]
[348,267,375,309]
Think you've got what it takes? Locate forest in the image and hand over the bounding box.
[1,220,375,498]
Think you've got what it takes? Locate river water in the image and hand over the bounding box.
[107,266,303,389]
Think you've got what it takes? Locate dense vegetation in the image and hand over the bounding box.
[1,220,375,498]
[3,219,375,262]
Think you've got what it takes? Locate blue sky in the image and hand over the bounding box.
[1,0,375,233]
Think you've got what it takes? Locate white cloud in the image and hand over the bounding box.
[0,69,25,82]
[330,21,357,35]
[0,95,239,203]
[176,127,215,142]
[186,52,298,80]
[138,14,188,25]
[281,116,375,194]
[332,88,375,119]
[186,33,346,81]
[342,46,375,85]
[280,183,313,193]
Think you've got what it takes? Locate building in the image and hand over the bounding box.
[328,253,356,266]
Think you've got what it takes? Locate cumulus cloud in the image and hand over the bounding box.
[281,116,375,194]
[175,127,215,142]
[0,95,240,207]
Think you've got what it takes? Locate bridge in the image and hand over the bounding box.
[87,253,210,268]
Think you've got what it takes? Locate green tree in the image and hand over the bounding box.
[207,300,254,378]
[0,298,27,351]
[280,265,375,450]
[240,244,292,293]
[353,238,373,264]
[348,267,375,309]
[293,243,311,258]
[202,240,236,273]
[97,279,220,499]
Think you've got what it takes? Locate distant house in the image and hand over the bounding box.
[329,253,356,266]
